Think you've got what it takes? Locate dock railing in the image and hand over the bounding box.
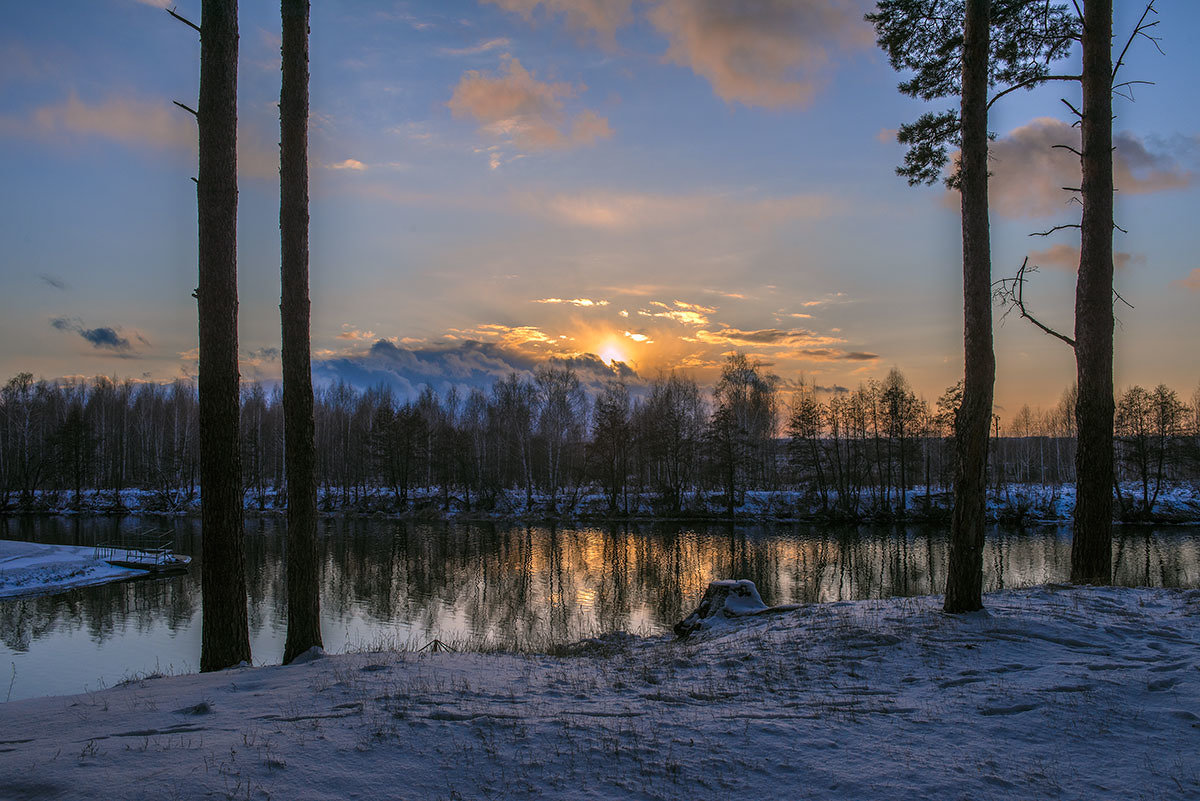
[94,530,178,567]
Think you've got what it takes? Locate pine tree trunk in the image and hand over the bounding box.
[945,0,994,614]
[198,0,251,672]
[1072,0,1114,585]
[281,0,323,664]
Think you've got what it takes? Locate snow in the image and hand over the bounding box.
[674,579,795,638]
[1,585,1197,800]
[0,540,144,600]
[19,481,1200,522]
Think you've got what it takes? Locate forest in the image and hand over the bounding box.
[3,354,1196,521]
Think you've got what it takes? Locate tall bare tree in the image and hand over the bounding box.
[197,0,251,671]
[280,0,323,663]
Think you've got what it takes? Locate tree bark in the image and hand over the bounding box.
[945,0,994,614]
[198,0,251,672]
[281,0,323,664]
[1071,0,1114,585]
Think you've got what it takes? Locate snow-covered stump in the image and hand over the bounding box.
[674,579,775,639]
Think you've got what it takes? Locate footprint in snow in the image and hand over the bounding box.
[978,702,1039,716]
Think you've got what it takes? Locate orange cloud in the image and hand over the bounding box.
[647,0,873,109]
[6,92,278,179]
[327,158,367,171]
[1170,268,1200,291]
[534,298,610,307]
[1028,244,1140,272]
[447,55,612,150]
[337,326,378,341]
[524,189,832,230]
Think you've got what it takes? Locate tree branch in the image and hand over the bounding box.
[987,74,1080,111]
[173,100,198,117]
[166,7,201,35]
[1030,223,1081,237]
[1052,143,1083,157]
[1112,2,1159,85]
[994,258,1076,348]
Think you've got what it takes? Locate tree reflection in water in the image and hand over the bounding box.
[1,515,1197,699]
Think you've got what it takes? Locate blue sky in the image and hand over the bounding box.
[1,0,1197,415]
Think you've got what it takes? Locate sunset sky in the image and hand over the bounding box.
[2,0,1197,416]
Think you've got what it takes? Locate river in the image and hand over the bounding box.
[2,515,1198,701]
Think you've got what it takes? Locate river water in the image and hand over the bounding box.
[2,515,1198,701]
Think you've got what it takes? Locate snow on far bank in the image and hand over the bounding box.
[0,540,143,600]
[12,481,1200,523]
[1,585,1197,800]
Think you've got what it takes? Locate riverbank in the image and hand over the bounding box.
[0,540,144,600]
[5,482,1200,525]
[1,585,1197,800]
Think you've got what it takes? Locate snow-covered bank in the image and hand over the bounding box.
[0,540,143,600]
[10,481,1200,524]
[2,586,1197,800]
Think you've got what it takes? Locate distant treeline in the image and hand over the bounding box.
[2,356,1197,519]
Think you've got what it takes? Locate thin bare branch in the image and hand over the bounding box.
[1112,2,1158,84]
[166,7,201,35]
[173,100,198,117]
[1060,98,1083,119]
[1113,288,1134,310]
[993,258,1076,348]
[1052,143,1083,157]
[1030,223,1081,237]
[987,75,1080,111]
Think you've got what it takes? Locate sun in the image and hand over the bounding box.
[598,343,626,367]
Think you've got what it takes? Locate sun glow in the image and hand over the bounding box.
[598,343,626,366]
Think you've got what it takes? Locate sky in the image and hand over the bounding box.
[1,0,1197,416]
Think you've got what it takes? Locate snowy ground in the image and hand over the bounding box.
[0,540,143,600]
[1,585,1197,800]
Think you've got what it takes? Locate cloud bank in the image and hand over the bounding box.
[314,339,637,400]
[971,118,1193,219]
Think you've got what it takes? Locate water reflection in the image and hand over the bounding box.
[1,516,1197,700]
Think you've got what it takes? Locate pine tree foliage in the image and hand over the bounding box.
[867,0,1077,185]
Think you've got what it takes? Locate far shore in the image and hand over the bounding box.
[2,482,1198,526]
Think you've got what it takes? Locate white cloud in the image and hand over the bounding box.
[441,38,513,56]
